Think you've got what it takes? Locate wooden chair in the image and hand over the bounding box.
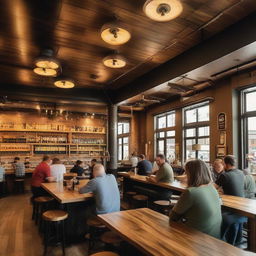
[42,210,68,256]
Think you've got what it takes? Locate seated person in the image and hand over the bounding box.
[215,155,246,245]
[79,164,120,214]
[31,155,55,199]
[171,160,185,176]
[0,164,5,182]
[89,159,97,179]
[130,152,138,168]
[24,157,30,169]
[137,154,152,176]
[243,169,256,199]
[170,159,222,239]
[70,160,84,176]
[211,158,224,182]
[13,157,25,178]
[148,154,174,183]
[50,158,66,182]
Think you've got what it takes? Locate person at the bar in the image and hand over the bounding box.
[243,169,256,199]
[79,164,120,214]
[24,156,30,169]
[88,159,97,179]
[215,155,246,245]
[13,157,25,178]
[211,158,224,182]
[70,160,84,176]
[137,154,152,176]
[147,154,174,183]
[170,159,222,239]
[50,157,66,182]
[130,152,138,168]
[31,155,54,199]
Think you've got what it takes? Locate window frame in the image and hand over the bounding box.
[117,121,130,161]
[183,101,210,162]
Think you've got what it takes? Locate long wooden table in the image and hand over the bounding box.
[41,180,93,204]
[99,208,254,256]
[119,172,256,252]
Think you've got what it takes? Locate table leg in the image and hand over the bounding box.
[248,218,256,252]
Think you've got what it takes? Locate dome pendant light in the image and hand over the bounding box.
[54,77,75,89]
[103,54,126,68]
[143,0,183,22]
[33,49,60,77]
[101,22,131,45]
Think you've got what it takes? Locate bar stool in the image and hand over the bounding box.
[125,191,137,208]
[14,178,25,193]
[101,231,122,252]
[86,216,106,253]
[42,210,68,256]
[32,196,55,227]
[153,200,171,215]
[132,194,148,209]
[90,252,119,256]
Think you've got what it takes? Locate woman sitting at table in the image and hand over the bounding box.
[169,159,222,239]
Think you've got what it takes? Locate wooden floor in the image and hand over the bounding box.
[0,193,88,256]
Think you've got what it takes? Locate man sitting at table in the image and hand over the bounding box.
[215,155,246,246]
[137,154,152,176]
[31,155,55,199]
[79,164,120,214]
[147,154,174,183]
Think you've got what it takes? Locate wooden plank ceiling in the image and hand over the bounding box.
[0,0,255,99]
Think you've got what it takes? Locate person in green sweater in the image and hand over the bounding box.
[169,159,222,239]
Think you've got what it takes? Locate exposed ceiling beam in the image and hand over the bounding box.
[110,12,256,104]
[0,84,109,104]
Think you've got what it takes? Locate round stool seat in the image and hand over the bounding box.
[171,195,180,200]
[126,191,137,196]
[42,210,68,222]
[133,195,148,201]
[170,199,178,206]
[15,179,24,182]
[154,200,170,206]
[90,252,119,256]
[34,196,54,203]
[87,216,105,228]
[101,231,122,244]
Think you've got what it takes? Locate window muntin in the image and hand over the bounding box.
[183,102,210,162]
[154,111,176,160]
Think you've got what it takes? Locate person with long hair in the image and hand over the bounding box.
[169,159,222,239]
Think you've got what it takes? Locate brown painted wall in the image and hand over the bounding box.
[137,70,256,164]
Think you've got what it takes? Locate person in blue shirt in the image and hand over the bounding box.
[137,154,152,176]
[70,160,84,176]
[79,164,120,214]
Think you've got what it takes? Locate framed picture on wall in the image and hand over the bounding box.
[217,112,226,130]
[216,145,227,157]
[219,131,226,145]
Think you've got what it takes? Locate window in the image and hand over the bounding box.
[154,111,176,161]
[183,102,210,162]
[241,87,256,171]
[118,122,130,160]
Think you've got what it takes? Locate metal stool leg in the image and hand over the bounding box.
[61,220,66,256]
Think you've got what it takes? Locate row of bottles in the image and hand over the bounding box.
[72,138,104,144]
[34,146,67,154]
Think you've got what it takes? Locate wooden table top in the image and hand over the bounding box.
[5,169,34,175]
[41,180,93,204]
[98,208,254,256]
[119,172,256,219]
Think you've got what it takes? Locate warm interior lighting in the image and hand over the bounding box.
[192,144,202,151]
[101,22,131,45]
[103,54,126,68]
[35,58,60,69]
[143,0,183,22]
[54,78,75,89]
[33,67,57,76]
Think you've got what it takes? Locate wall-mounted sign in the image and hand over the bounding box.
[218,112,226,130]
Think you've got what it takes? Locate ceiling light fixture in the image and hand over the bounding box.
[54,77,75,89]
[33,49,60,76]
[143,0,183,22]
[100,22,131,45]
[103,54,126,68]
